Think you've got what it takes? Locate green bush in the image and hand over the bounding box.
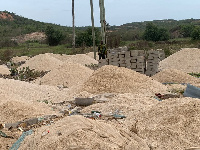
[45,26,64,46]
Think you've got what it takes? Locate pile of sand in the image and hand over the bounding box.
[35,62,94,88]
[46,53,72,62]
[159,48,200,73]
[0,100,55,123]
[0,78,74,103]
[19,53,63,71]
[20,115,149,150]
[82,65,167,95]
[0,65,10,74]
[137,97,200,150]
[66,54,98,66]
[82,93,158,119]
[152,69,200,84]
[11,56,30,64]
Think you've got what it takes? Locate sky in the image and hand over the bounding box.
[1,0,200,27]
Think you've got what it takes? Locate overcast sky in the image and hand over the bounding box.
[1,0,200,27]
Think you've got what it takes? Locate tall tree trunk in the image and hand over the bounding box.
[72,0,75,51]
[99,0,106,44]
[90,0,96,60]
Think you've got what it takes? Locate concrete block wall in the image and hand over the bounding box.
[98,47,165,76]
[106,48,146,74]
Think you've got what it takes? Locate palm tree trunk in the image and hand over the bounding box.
[72,0,75,51]
[90,0,96,60]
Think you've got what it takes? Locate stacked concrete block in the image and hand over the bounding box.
[146,50,165,76]
[99,48,147,74]
[118,51,126,68]
[107,51,119,67]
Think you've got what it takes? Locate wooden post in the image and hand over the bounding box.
[90,0,96,60]
[99,0,106,44]
[72,0,75,51]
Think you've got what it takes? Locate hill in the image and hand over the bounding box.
[0,11,73,47]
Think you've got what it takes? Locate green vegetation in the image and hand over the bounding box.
[143,23,169,41]
[188,73,200,78]
[45,26,64,46]
[76,27,100,47]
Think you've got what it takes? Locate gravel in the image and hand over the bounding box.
[159,48,200,73]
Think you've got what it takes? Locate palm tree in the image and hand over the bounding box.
[90,0,96,59]
[72,0,75,51]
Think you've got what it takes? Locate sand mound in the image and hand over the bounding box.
[152,69,200,84]
[46,53,72,62]
[11,56,30,64]
[36,62,94,88]
[137,97,200,150]
[66,54,98,66]
[0,100,55,123]
[0,65,10,74]
[19,53,63,71]
[82,65,167,95]
[0,78,74,103]
[159,48,200,73]
[20,115,149,150]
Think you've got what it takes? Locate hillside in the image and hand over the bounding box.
[0,11,72,43]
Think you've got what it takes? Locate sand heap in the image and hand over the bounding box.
[66,54,98,66]
[11,56,30,64]
[0,65,10,74]
[0,100,55,124]
[46,53,72,62]
[20,115,149,150]
[159,48,200,73]
[137,97,200,150]
[152,69,200,84]
[82,65,167,95]
[0,78,73,103]
[36,62,94,88]
[19,53,63,71]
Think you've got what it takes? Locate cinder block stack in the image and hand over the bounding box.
[130,50,146,74]
[98,48,165,75]
[146,50,165,76]
[107,51,119,67]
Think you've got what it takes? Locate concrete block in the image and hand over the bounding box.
[125,58,131,64]
[148,56,154,60]
[119,63,126,67]
[110,58,120,62]
[126,65,132,69]
[137,63,146,68]
[125,51,131,58]
[110,62,119,67]
[119,54,125,59]
[130,50,138,57]
[137,56,145,61]
[138,50,145,56]
[131,63,137,68]
[130,58,137,63]
[145,71,155,77]
[119,59,126,64]
[135,68,145,72]
[147,60,159,64]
